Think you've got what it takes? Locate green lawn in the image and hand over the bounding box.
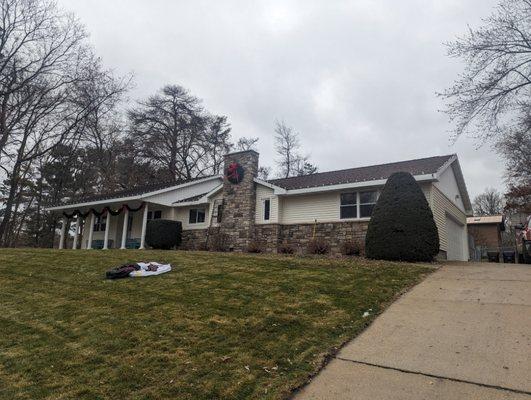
[0,249,433,400]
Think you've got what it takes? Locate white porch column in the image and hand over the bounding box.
[139,203,149,250]
[72,216,80,249]
[120,208,129,249]
[87,212,95,249]
[59,216,67,249]
[103,212,111,250]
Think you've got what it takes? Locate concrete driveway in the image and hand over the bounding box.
[294,262,531,399]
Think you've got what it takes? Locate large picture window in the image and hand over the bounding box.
[360,191,378,218]
[340,193,357,219]
[340,190,378,219]
[189,208,206,224]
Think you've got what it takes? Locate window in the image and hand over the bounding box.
[340,190,378,219]
[264,199,271,221]
[189,208,206,224]
[93,215,107,232]
[147,210,162,220]
[340,193,357,219]
[360,191,378,218]
[216,204,223,223]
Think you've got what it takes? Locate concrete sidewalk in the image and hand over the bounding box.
[294,262,531,399]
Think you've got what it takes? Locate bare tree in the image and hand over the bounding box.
[236,136,259,151]
[473,188,504,216]
[441,0,531,144]
[274,121,299,178]
[274,120,317,178]
[202,115,231,175]
[0,0,89,159]
[74,58,131,189]
[505,184,531,214]
[0,0,130,246]
[294,157,318,176]
[497,128,531,186]
[128,85,231,181]
[257,166,271,180]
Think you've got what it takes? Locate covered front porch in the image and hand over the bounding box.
[57,201,174,250]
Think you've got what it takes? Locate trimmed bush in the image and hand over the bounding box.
[145,219,182,250]
[307,238,330,254]
[341,239,363,256]
[278,243,295,254]
[365,172,439,262]
[247,240,264,253]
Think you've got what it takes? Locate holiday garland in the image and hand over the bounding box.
[62,202,145,219]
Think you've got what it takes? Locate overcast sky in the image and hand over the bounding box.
[59,0,504,199]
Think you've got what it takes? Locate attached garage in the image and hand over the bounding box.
[446,215,467,261]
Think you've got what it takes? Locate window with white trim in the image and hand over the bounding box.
[340,190,378,219]
[359,191,378,218]
[189,208,206,224]
[147,210,162,220]
[263,198,271,221]
[340,193,357,219]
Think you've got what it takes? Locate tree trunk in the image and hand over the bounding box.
[0,164,21,246]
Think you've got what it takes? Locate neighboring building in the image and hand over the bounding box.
[47,150,473,261]
[467,215,506,258]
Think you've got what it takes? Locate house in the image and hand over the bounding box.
[46,150,473,261]
[467,215,506,257]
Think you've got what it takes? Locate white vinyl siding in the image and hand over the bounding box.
[430,185,467,255]
[434,166,465,212]
[143,179,222,206]
[255,185,279,224]
[175,205,210,230]
[279,183,432,225]
[280,191,340,224]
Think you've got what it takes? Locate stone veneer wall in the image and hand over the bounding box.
[255,220,369,254]
[181,229,208,250]
[219,150,259,251]
[179,150,370,254]
[254,224,281,253]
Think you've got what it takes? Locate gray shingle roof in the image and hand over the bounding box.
[268,155,454,190]
[49,175,216,208]
[173,192,209,204]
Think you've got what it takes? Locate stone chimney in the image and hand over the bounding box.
[220,150,259,251]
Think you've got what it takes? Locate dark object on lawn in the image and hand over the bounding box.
[487,251,500,263]
[365,172,439,262]
[307,238,330,254]
[106,264,139,279]
[146,219,182,249]
[502,250,515,263]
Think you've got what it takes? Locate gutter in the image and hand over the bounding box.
[276,173,437,196]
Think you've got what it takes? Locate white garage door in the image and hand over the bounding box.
[446,216,466,261]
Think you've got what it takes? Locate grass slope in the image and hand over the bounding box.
[0,249,432,400]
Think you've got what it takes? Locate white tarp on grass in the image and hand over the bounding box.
[129,262,172,277]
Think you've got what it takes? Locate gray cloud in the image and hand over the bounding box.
[59,0,505,199]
